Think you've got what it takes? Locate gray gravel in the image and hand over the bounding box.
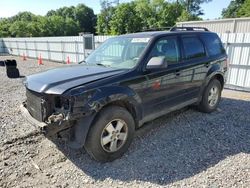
[0,56,249,188]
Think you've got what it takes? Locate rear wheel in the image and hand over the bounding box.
[198,79,222,113]
[84,106,135,162]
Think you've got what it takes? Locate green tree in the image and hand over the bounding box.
[64,17,81,36]
[177,9,202,22]
[96,2,116,35]
[75,4,96,33]
[237,0,250,17]
[135,0,183,29]
[177,0,212,16]
[222,0,245,18]
[110,2,143,34]
[9,21,31,37]
[0,19,11,37]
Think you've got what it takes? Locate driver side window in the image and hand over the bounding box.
[150,37,180,65]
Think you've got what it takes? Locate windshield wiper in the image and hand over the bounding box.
[96,63,109,67]
[78,60,87,64]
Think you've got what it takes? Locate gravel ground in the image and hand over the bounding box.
[0,56,249,188]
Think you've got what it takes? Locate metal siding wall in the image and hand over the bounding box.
[179,21,234,33]
[220,33,250,91]
[235,20,250,33]
[178,18,250,33]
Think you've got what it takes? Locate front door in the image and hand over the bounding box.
[140,36,186,117]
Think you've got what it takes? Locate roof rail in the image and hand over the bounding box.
[140,27,172,32]
[170,27,209,31]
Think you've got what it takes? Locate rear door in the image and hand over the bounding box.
[178,34,209,100]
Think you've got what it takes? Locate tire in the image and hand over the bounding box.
[6,67,20,78]
[5,60,17,67]
[198,79,222,113]
[0,61,5,67]
[85,105,135,162]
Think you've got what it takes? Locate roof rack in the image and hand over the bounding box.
[140,27,172,32]
[170,27,209,31]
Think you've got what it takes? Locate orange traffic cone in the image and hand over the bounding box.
[66,56,70,64]
[38,54,43,65]
[22,53,27,61]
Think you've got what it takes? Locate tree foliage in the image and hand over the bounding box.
[179,0,212,16]
[0,1,214,37]
[222,0,246,18]
[237,0,250,17]
[96,0,209,35]
[0,4,95,37]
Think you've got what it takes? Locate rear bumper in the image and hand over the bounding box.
[20,103,72,136]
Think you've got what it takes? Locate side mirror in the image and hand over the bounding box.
[146,56,167,69]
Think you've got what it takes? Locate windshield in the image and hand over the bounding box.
[84,37,151,69]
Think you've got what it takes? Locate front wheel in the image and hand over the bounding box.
[198,79,222,113]
[84,106,135,162]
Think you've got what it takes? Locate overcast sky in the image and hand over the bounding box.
[0,0,231,20]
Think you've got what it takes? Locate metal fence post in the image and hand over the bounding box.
[25,40,28,57]
[75,41,79,63]
[34,40,38,58]
[92,34,95,50]
[83,36,86,60]
[16,40,20,56]
[232,19,237,33]
[47,41,51,61]
[61,41,65,63]
[9,41,12,54]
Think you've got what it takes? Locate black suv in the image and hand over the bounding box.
[21,27,228,162]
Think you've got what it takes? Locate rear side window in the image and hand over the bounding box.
[182,36,206,60]
[200,33,225,57]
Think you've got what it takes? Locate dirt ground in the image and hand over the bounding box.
[0,55,249,188]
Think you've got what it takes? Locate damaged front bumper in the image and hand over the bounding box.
[20,103,72,137]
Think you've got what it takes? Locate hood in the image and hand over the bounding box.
[25,65,125,94]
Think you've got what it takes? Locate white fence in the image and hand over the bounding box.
[1,35,94,63]
[0,34,249,91]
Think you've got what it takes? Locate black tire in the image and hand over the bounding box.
[85,105,135,162]
[198,79,222,113]
[0,61,5,67]
[6,67,20,78]
[5,60,17,67]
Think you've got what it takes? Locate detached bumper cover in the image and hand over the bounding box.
[20,103,72,136]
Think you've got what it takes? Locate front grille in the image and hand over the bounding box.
[26,89,44,122]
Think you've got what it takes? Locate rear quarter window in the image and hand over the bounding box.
[200,33,225,57]
[182,36,206,60]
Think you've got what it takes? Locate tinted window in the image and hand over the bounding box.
[201,33,225,56]
[182,36,206,60]
[150,37,180,64]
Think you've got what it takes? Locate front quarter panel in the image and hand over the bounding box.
[88,86,142,117]
[67,85,142,149]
